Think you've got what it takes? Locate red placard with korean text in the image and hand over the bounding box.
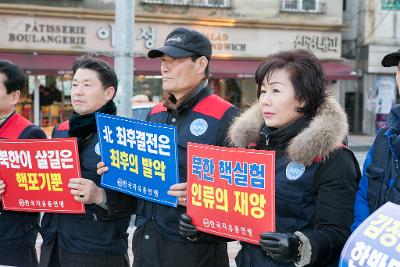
[187,143,275,244]
[0,138,85,213]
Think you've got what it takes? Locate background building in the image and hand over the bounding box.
[0,0,357,128]
[343,0,400,135]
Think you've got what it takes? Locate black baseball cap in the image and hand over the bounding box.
[148,27,212,59]
[382,49,400,67]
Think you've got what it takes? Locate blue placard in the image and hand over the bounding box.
[96,112,179,207]
[339,202,400,266]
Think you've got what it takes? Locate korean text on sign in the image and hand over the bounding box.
[0,138,84,213]
[96,112,179,207]
[187,143,275,244]
[339,202,400,267]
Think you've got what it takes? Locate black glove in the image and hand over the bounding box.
[179,213,199,241]
[259,232,301,263]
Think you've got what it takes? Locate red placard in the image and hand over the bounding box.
[0,138,85,213]
[187,142,275,244]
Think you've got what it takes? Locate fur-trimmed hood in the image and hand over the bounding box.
[228,96,348,166]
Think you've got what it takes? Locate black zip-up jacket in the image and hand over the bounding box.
[229,97,360,266]
[40,121,135,256]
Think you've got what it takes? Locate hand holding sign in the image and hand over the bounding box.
[97,161,108,176]
[259,232,301,263]
[168,182,187,207]
[68,178,106,205]
[179,213,199,240]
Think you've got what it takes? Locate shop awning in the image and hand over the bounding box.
[0,52,358,80]
[321,61,358,80]
[208,60,359,80]
[0,52,161,75]
[209,60,260,78]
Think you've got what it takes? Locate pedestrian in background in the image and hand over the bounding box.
[98,27,239,267]
[180,49,360,266]
[39,56,136,267]
[352,49,400,230]
[48,81,62,104]
[0,60,47,267]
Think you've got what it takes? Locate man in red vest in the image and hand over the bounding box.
[98,27,239,267]
[0,60,46,267]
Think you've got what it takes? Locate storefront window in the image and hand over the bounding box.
[20,74,74,128]
[134,75,162,102]
[210,78,256,109]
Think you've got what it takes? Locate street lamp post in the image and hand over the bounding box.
[114,0,134,118]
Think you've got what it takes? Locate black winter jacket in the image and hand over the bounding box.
[229,97,360,267]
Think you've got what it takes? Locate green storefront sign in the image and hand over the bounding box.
[382,0,400,10]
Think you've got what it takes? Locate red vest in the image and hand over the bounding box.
[0,113,33,139]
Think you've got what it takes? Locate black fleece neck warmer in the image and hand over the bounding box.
[259,116,311,151]
[69,100,117,147]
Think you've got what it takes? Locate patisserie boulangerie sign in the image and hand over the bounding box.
[0,14,341,60]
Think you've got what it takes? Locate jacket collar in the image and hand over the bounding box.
[380,105,400,160]
[164,79,211,115]
[178,79,209,114]
[228,96,349,166]
[388,105,400,131]
[259,116,310,151]
[384,105,400,160]
[0,111,16,127]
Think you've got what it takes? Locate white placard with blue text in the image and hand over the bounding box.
[339,202,400,266]
[96,112,179,207]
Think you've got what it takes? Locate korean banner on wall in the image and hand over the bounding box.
[187,143,275,244]
[96,112,179,207]
[339,202,400,266]
[0,138,84,213]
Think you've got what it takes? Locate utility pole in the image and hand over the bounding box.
[114,0,134,118]
[34,76,40,126]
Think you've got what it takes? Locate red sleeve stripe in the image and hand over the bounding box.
[193,95,233,120]
[150,103,167,115]
[57,120,70,131]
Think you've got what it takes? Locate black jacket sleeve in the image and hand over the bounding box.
[302,148,360,266]
[20,125,47,139]
[96,189,138,221]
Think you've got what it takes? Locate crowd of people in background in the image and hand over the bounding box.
[0,27,400,267]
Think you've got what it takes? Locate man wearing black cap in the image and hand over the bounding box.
[353,50,400,230]
[97,27,238,266]
[134,27,238,266]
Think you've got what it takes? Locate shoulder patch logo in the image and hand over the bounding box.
[286,161,305,180]
[190,118,208,136]
[95,142,101,156]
